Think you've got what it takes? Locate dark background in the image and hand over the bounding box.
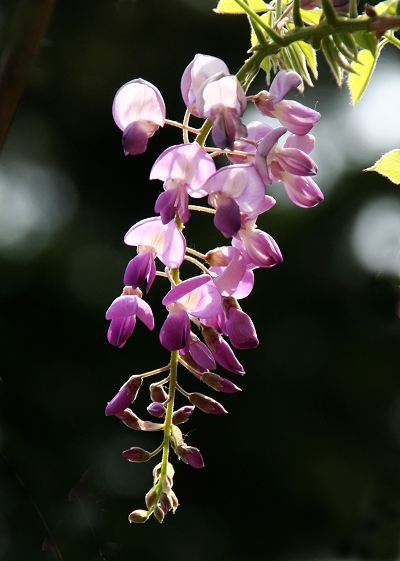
[1,1,400,560]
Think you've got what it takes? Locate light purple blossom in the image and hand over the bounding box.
[160,275,222,354]
[181,54,230,117]
[106,287,154,348]
[255,127,323,208]
[150,143,216,224]
[250,70,320,136]
[124,217,186,291]
[113,79,165,155]
[222,298,259,350]
[201,164,266,238]
[200,75,247,150]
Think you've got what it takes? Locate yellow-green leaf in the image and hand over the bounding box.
[364,150,400,184]
[250,12,271,46]
[214,0,268,13]
[300,8,322,25]
[298,40,318,79]
[373,0,396,15]
[348,49,376,105]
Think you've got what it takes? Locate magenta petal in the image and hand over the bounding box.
[214,197,241,238]
[225,308,259,350]
[183,447,204,469]
[107,316,136,348]
[276,147,318,176]
[190,338,216,371]
[154,188,178,225]
[135,298,155,330]
[123,252,154,288]
[284,133,315,154]
[105,386,132,416]
[211,248,246,296]
[106,295,139,319]
[269,70,302,104]
[212,110,247,150]
[274,100,321,136]
[282,174,324,208]
[147,402,166,418]
[159,310,191,353]
[244,229,283,268]
[122,121,150,156]
[162,275,210,306]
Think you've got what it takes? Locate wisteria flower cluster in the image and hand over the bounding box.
[105,53,323,523]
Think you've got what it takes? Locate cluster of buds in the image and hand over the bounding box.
[105,53,323,523]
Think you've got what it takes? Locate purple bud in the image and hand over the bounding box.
[176,445,205,469]
[202,372,242,393]
[172,405,195,424]
[122,447,151,462]
[224,304,259,350]
[189,392,228,414]
[105,376,142,416]
[150,383,168,403]
[202,325,245,375]
[147,402,166,418]
[116,409,142,430]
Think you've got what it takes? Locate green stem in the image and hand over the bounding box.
[384,31,400,48]
[196,118,213,148]
[233,0,285,44]
[157,350,179,491]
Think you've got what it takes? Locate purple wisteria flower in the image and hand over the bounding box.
[201,164,266,238]
[113,79,165,155]
[150,143,216,224]
[106,287,154,348]
[160,275,221,355]
[255,127,323,208]
[181,54,230,117]
[124,217,186,291]
[249,70,320,136]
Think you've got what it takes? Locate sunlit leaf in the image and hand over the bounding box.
[348,48,379,105]
[215,0,269,13]
[300,8,322,25]
[364,150,400,184]
[373,0,396,15]
[250,11,271,46]
[298,40,318,79]
[353,30,378,56]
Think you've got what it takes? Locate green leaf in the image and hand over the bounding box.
[250,11,271,46]
[373,0,396,15]
[347,48,377,104]
[364,150,400,184]
[298,40,318,79]
[353,30,378,56]
[214,0,268,13]
[300,8,322,24]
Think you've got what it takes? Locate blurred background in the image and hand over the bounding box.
[1,1,400,560]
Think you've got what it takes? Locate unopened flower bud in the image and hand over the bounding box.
[170,490,179,511]
[116,409,142,430]
[205,247,230,267]
[170,424,184,448]
[188,392,228,414]
[176,445,205,469]
[139,420,164,431]
[122,447,151,462]
[145,486,158,509]
[149,383,168,403]
[202,372,241,393]
[128,509,149,523]
[154,505,165,524]
[105,375,143,416]
[159,492,173,514]
[147,402,166,418]
[172,405,195,425]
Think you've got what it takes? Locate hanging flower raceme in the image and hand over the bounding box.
[255,126,323,208]
[160,275,222,355]
[249,70,320,136]
[123,217,186,291]
[150,142,216,224]
[113,79,165,156]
